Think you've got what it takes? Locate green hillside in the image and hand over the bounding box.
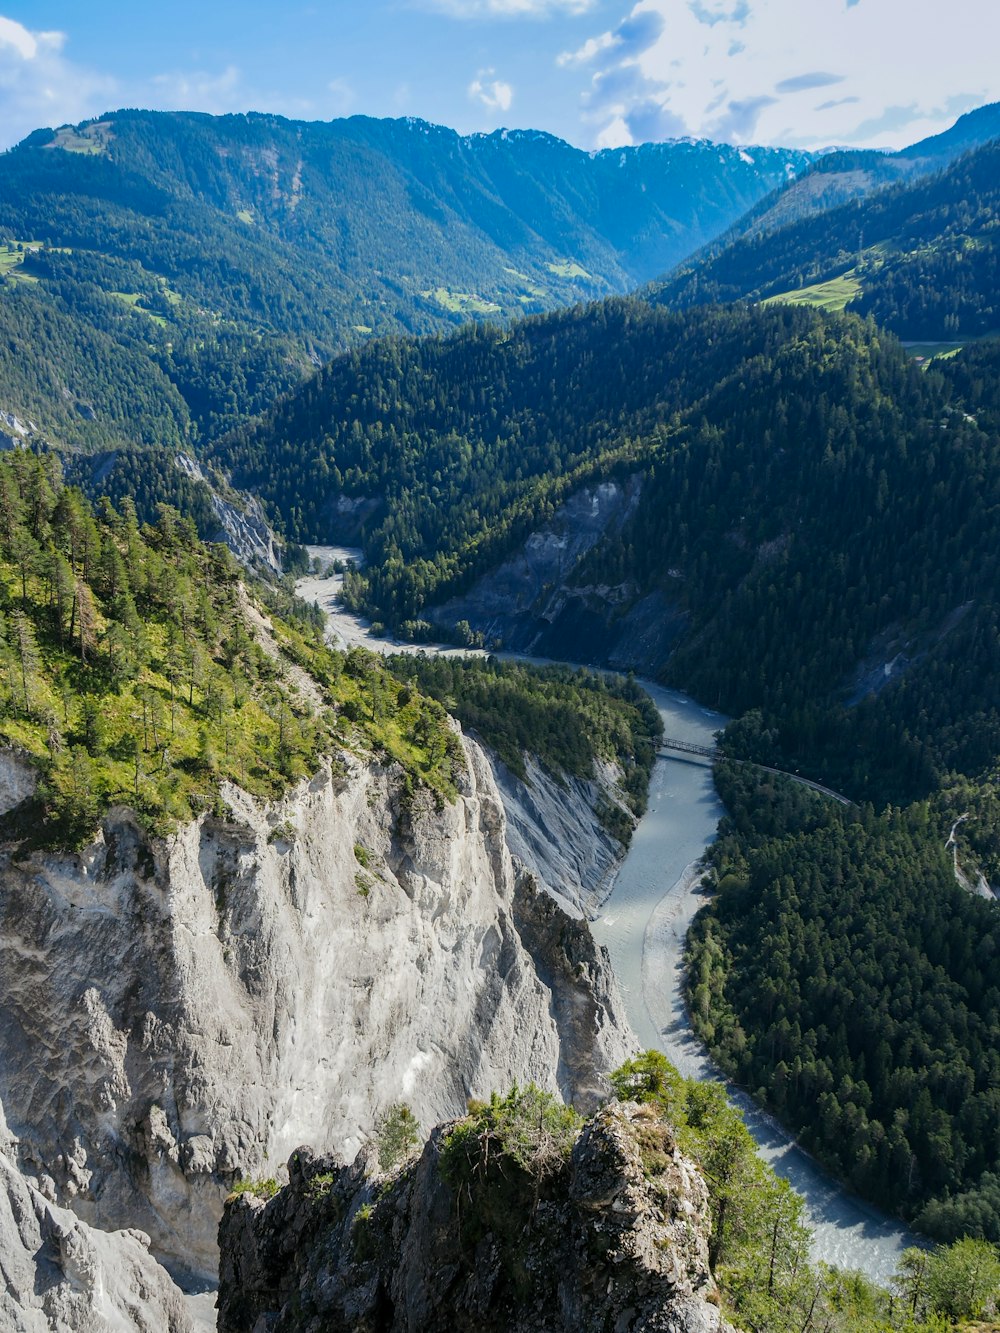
[0,109,810,455]
[655,136,1000,342]
[213,298,999,803]
[0,451,468,846]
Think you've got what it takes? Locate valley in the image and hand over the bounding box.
[299,552,920,1282]
[2,80,1000,1331]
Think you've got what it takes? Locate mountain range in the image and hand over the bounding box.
[3,95,1000,1329]
[0,108,811,457]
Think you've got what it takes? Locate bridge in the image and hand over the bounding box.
[658,736,851,805]
[657,737,718,761]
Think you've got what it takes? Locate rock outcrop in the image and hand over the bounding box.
[0,1103,193,1333]
[429,477,687,674]
[217,1101,736,1333]
[493,752,629,916]
[0,739,634,1285]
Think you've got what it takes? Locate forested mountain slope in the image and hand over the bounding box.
[655,135,1000,339]
[670,100,1000,254]
[0,108,809,456]
[214,298,1000,800]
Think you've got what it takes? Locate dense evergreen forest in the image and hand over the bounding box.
[388,655,661,840]
[656,136,1000,340]
[688,764,1000,1242]
[216,298,1000,799]
[0,452,470,846]
[217,299,943,629]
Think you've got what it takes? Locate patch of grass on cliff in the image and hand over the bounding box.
[0,454,463,849]
[440,1085,581,1190]
[228,1176,280,1200]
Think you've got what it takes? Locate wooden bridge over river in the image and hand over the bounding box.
[658,737,851,805]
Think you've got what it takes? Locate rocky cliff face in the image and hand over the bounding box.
[0,1101,194,1333]
[0,739,634,1287]
[218,1101,736,1333]
[428,477,686,675]
[492,753,629,917]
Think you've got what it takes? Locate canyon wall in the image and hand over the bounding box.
[0,739,634,1285]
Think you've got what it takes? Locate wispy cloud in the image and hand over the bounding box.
[561,0,1000,151]
[775,71,843,94]
[418,0,594,17]
[0,14,116,148]
[688,0,751,27]
[709,93,776,139]
[558,9,663,67]
[469,69,513,111]
[149,64,245,114]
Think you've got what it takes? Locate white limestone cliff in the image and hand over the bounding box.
[0,738,634,1287]
[0,1101,193,1333]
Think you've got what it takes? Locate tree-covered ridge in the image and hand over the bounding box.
[655,137,1000,340]
[387,656,661,840]
[215,300,891,626]
[556,322,1000,804]
[217,296,1000,806]
[0,453,463,847]
[687,764,1000,1242]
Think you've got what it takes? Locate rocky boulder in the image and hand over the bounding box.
[218,1101,737,1333]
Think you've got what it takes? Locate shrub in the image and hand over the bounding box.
[440,1084,581,1189]
[228,1176,279,1201]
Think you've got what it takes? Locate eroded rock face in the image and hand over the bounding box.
[428,477,687,674]
[494,752,628,917]
[217,1102,737,1333]
[0,1106,193,1333]
[0,739,633,1284]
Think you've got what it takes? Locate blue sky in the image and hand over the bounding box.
[0,0,997,153]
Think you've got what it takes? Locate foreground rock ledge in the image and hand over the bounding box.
[218,1102,737,1333]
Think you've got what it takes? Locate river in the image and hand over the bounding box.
[589,682,919,1283]
[296,547,921,1284]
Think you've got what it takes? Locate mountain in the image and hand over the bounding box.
[659,101,1000,266]
[0,108,810,458]
[654,134,1000,340]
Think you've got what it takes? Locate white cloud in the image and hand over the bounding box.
[0,16,44,60]
[327,77,356,117]
[565,0,1000,150]
[558,32,616,67]
[0,14,116,148]
[469,70,514,111]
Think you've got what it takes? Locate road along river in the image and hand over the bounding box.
[297,548,921,1283]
